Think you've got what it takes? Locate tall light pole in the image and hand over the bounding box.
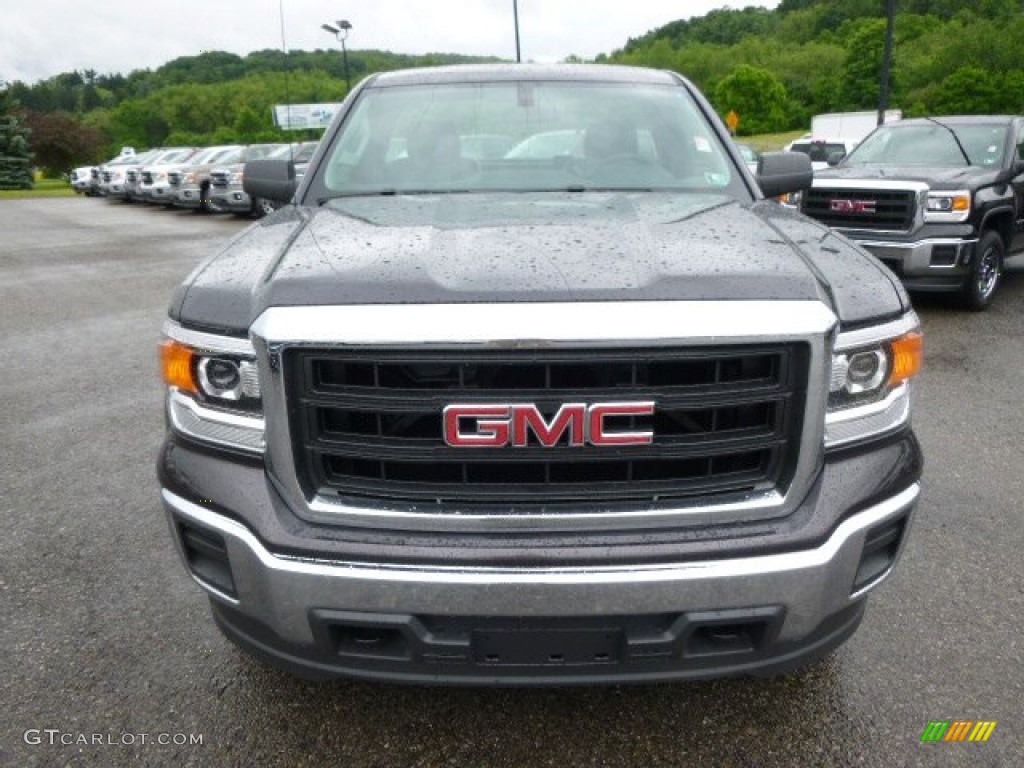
[322,19,353,93]
[877,0,895,126]
[513,0,521,63]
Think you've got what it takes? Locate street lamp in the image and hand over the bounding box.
[513,1,521,63]
[322,19,353,93]
[877,0,895,126]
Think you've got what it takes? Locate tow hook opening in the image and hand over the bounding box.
[179,522,236,598]
[852,513,908,593]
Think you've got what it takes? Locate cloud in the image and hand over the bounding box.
[1,0,778,85]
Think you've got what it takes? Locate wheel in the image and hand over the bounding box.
[253,197,278,218]
[961,231,1003,311]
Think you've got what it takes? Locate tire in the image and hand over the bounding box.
[253,197,278,218]
[962,231,1003,311]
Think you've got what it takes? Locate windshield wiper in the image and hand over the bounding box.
[924,117,972,165]
[318,189,475,204]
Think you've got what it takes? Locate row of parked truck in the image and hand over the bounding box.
[69,141,319,216]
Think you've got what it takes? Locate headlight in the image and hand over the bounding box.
[924,190,970,223]
[778,190,802,208]
[183,171,197,184]
[159,322,264,453]
[825,314,922,448]
[230,171,244,184]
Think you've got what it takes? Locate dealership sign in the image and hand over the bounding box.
[272,104,342,130]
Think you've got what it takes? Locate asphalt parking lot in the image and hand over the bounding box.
[1,197,1021,767]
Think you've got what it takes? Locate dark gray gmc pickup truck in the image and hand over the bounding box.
[158,64,923,685]
[800,115,1024,310]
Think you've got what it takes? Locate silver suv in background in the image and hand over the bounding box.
[120,149,177,203]
[261,141,320,213]
[207,143,287,216]
[70,166,98,195]
[169,145,244,212]
[98,150,157,198]
[137,148,202,204]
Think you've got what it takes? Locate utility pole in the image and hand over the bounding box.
[878,0,895,126]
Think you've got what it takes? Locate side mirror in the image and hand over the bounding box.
[826,151,846,167]
[756,151,813,198]
[243,159,296,204]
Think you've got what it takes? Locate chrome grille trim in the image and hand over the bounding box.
[250,301,837,533]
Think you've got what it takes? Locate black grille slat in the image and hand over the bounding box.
[305,434,790,462]
[312,354,778,392]
[803,188,916,231]
[285,346,805,509]
[318,459,773,504]
[313,400,786,444]
[300,386,788,414]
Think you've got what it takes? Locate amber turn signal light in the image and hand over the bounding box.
[888,331,922,386]
[159,339,198,394]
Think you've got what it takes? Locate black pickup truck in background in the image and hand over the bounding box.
[800,116,1024,310]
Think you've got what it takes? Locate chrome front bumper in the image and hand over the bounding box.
[854,237,975,278]
[163,482,919,660]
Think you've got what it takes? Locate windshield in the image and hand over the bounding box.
[214,147,243,164]
[189,147,222,165]
[845,123,1008,167]
[154,148,195,164]
[268,142,318,163]
[244,144,286,162]
[315,80,743,197]
[111,154,144,166]
[293,142,319,163]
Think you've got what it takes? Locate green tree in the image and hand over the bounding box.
[713,65,790,135]
[23,110,107,176]
[999,71,1024,114]
[838,19,887,110]
[0,90,34,189]
[931,66,1002,114]
[233,105,266,141]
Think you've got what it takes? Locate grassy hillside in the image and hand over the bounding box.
[605,0,1024,134]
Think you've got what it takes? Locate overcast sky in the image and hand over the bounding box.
[1,1,779,85]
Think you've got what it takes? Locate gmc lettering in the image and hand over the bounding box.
[443,402,655,447]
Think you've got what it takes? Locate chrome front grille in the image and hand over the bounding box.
[284,345,808,510]
[802,188,917,231]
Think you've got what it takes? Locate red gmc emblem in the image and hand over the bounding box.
[443,402,655,448]
[830,199,876,214]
